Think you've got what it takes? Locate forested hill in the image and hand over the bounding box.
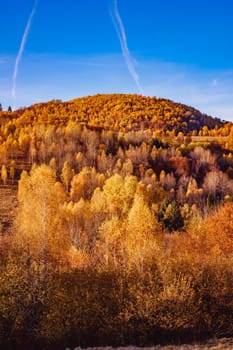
[1,94,233,349]
[1,94,228,135]
[70,94,225,134]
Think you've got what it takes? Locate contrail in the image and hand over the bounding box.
[12,0,38,100]
[111,0,143,94]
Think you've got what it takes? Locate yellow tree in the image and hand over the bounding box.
[1,165,7,185]
[98,216,124,269]
[126,194,162,273]
[102,174,137,217]
[29,135,37,164]
[49,157,57,172]
[62,198,89,249]
[61,161,74,192]
[11,167,70,341]
[201,202,233,257]
[16,164,71,276]
[75,151,83,172]
[9,160,16,184]
[70,167,100,201]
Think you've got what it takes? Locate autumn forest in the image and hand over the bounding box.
[1,94,233,349]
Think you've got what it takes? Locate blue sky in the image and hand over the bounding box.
[1,0,233,121]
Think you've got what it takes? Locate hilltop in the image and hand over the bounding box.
[1,93,227,135]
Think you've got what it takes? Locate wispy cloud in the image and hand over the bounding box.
[111,0,143,94]
[12,0,38,100]
[2,52,233,121]
[142,60,233,120]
